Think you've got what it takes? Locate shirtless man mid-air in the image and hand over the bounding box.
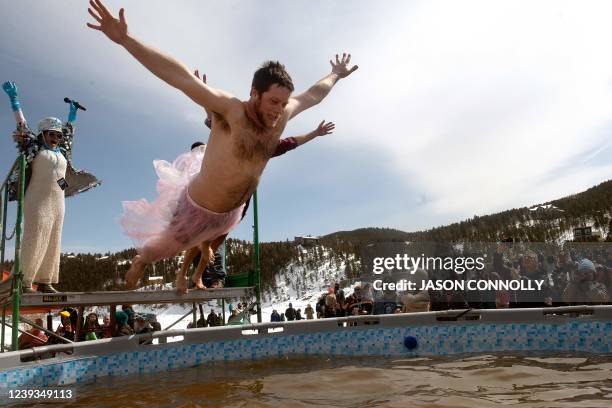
[86,0,358,290]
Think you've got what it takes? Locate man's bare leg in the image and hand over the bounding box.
[176,247,199,294]
[125,255,147,290]
[192,241,214,290]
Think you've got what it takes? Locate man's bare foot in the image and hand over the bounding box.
[175,273,188,295]
[125,255,146,290]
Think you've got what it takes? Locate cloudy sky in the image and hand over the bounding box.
[1,0,611,254]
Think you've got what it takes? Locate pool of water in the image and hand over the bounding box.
[15,353,611,407]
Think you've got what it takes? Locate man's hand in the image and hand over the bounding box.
[194,69,213,122]
[313,120,335,137]
[292,120,336,146]
[87,0,129,45]
[286,53,357,120]
[88,2,237,116]
[194,69,207,85]
[330,53,358,79]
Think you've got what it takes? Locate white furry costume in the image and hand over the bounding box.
[20,149,67,285]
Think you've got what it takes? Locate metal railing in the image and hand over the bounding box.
[0,154,26,352]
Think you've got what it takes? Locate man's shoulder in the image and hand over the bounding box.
[225,99,248,121]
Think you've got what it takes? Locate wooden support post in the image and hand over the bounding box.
[75,306,85,342]
[110,305,116,336]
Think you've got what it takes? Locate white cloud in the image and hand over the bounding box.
[2,0,611,244]
[321,0,612,223]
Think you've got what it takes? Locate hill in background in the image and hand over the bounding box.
[3,180,610,293]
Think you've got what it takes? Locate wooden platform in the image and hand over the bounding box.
[12,287,256,308]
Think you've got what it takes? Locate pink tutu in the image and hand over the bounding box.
[120,146,244,262]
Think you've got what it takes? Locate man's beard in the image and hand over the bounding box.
[255,98,277,128]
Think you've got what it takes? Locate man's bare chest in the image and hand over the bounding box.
[214,113,284,162]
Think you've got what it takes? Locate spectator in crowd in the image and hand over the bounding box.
[295,308,302,320]
[513,250,555,308]
[477,269,499,309]
[280,313,285,321]
[134,315,154,335]
[563,258,608,305]
[594,263,612,301]
[207,310,219,327]
[345,285,373,315]
[316,294,326,318]
[506,266,523,308]
[121,305,135,329]
[363,282,374,300]
[270,309,281,322]
[134,314,154,345]
[305,304,315,320]
[227,308,240,325]
[334,283,346,317]
[101,314,113,338]
[323,287,338,318]
[370,244,609,311]
[495,278,511,309]
[373,275,399,315]
[401,269,430,313]
[81,313,102,341]
[493,260,515,309]
[149,315,162,332]
[190,312,207,328]
[445,271,469,310]
[53,310,75,342]
[285,303,297,321]
[115,310,134,337]
[18,318,48,350]
[556,251,573,282]
[429,280,450,311]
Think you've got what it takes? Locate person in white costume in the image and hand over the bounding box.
[18,118,68,293]
[3,81,100,294]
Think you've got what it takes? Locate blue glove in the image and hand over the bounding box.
[68,102,78,123]
[2,81,20,112]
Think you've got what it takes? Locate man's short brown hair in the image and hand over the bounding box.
[252,61,294,94]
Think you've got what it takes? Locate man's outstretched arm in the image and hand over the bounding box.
[291,120,335,146]
[87,0,237,115]
[273,120,335,157]
[286,53,358,120]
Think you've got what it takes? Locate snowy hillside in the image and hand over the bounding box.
[133,244,361,325]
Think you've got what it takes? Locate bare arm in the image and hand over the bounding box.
[272,121,334,157]
[292,120,335,146]
[286,53,358,120]
[87,0,237,115]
